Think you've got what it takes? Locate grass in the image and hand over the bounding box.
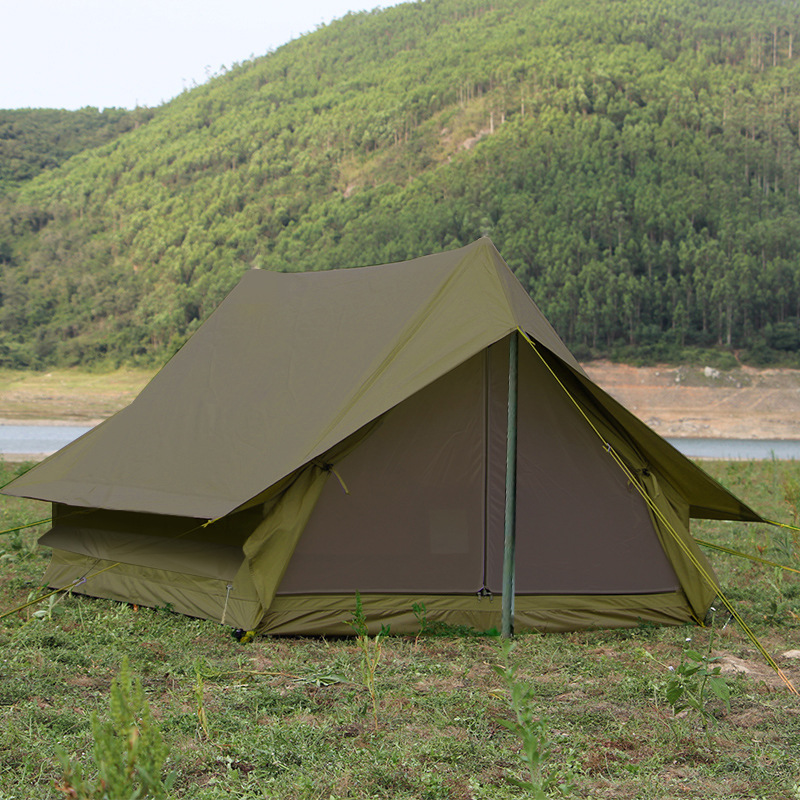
[0,368,153,421]
[1,459,800,798]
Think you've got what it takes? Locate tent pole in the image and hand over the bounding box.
[502,332,519,638]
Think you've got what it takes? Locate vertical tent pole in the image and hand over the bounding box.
[502,332,519,638]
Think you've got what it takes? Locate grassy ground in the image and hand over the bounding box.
[0,459,799,799]
[0,368,153,422]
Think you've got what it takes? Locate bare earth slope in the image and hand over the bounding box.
[583,362,800,440]
[0,363,799,439]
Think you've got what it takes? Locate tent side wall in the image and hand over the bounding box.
[39,504,266,630]
[43,550,263,630]
[511,339,718,619]
[485,338,685,597]
[271,352,489,597]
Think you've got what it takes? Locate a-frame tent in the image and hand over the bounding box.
[3,239,763,635]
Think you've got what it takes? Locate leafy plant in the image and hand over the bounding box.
[294,671,347,688]
[348,591,389,730]
[194,660,211,741]
[31,591,61,622]
[493,640,576,798]
[662,624,731,744]
[54,658,174,799]
[412,600,428,647]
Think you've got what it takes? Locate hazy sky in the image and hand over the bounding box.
[1,0,402,111]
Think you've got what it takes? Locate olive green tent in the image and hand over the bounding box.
[3,239,762,635]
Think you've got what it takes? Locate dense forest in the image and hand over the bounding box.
[0,107,153,193]
[3,0,800,368]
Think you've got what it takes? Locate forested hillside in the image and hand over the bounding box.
[2,0,800,368]
[0,108,153,193]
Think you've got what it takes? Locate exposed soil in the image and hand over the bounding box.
[582,361,800,440]
[0,362,799,440]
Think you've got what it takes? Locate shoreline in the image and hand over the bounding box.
[1,420,799,441]
[0,360,799,442]
[0,418,103,427]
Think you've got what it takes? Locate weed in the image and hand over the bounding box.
[194,660,211,740]
[493,639,577,798]
[348,591,389,730]
[31,591,61,622]
[412,600,428,646]
[769,526,798,565]
[657,618,731,745]
[54,657,175,798]
[294,671,347,687]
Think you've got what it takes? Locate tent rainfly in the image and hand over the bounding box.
[3,239,763,635]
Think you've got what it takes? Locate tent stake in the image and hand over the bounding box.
[502,333,519,638]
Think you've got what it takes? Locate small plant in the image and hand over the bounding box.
[781,477,800,527]
[55,657,174,798]
[31,591,61,621]
[493,640,576,798]
[194,660,211,740]
[412,600,428,646]
[661,620,731,744]
[348,591,389,730]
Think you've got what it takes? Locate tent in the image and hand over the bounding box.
[3,239,763,635]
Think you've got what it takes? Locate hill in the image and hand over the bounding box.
[0,107,154,194]
[2,0,800,368]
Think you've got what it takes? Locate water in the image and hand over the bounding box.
[665,438,800,460]
[0,425,798,461]
[0,424,92,457]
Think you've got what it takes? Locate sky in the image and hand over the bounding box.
[1,0,402,111]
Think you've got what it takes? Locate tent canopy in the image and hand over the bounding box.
[3,239,758,524]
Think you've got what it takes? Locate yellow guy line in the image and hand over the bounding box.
[0,517,51,536]
[765,519,800,534]
[0,506,100,538]
[0,512,220,622]
[0,561,121,621]
[517,328,798,695]
[696,540,800,574]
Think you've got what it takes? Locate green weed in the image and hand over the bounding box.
[412,600,429,647]
[348,591,389,731]
[54,658,175,799]
[493,639,577,798]
[649,617,731,745]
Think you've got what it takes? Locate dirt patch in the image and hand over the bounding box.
[582,361,800,440]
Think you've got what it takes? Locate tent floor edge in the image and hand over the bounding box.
[257,591,699,636]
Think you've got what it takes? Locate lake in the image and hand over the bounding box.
[0,424,797,461]
[0,424,92,458]
[665,438,800,460]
